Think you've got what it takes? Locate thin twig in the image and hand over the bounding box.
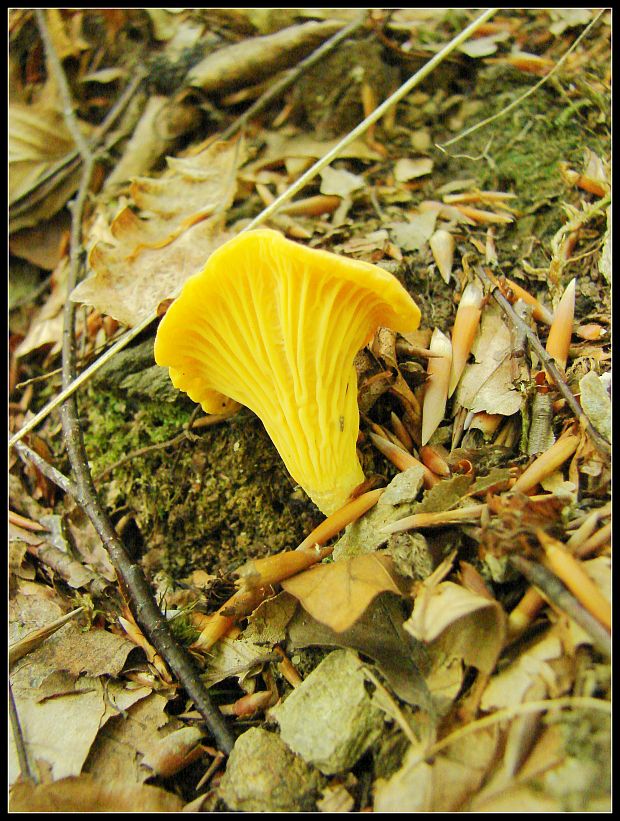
[406,695,609,773]
[14,441,80,499]
[220,11,368,140]
[243,8,498,232]
[35,10,235,755]
[9,682,37,783]
[9,315,154,449]
[94,431,187,482]
[508,555,610,657]
[475,265,611,459]
[437,9,607,151]
[8,7,498,450]
[34,10,92,161]
[93,410,238,482]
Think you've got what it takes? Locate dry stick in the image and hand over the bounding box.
[475,265,611,459]
[14,441,80,499]
[34,11,234,755]
[9,681,37,784]
[437,9,607,152]
[508,555,610,657]
[8,7,498,450]
[220,10,368,140]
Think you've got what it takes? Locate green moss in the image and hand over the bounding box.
[81,383,321,578]
[432,64,610,271]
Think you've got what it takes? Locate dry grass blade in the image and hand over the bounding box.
[382,505,486,536]
[475,265,610,458]
[9,607,84,665]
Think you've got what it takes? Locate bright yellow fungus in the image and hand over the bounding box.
[154,229,420,515]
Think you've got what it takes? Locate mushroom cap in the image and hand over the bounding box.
[154,229,420,514]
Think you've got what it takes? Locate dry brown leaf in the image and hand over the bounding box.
[373,725,500,812]
[140,725,205,778]
[388,210,438,252]
[254,131,383,173]
[455,302,522,416]
[287,592,432,710]
[10,583,135,678]
[84,692,173,784]
[394,157,434,181]
[71,139,242,325]
[130,139,243,228]
[187,21,343,92]
[404,581,506,674]
[103,95,192,191]
[319,165,365,197]
[9,209,70,270]
[480,630,573,713]
[73,217,233,326]
[15,259,68,357]
[9,103,77,203]
[281,553,402,633]
[9,673,148,785]
[9,97,86,233]
[9,775,184,813]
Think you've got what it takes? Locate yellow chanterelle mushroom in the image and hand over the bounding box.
[154,229,420,515]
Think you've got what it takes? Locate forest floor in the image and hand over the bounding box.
[9,9,610,812]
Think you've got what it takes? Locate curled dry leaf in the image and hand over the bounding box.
[374,724,500,812]
[9,100,81,233]
[188,20,343,93]
[71,140,243,326]
[140,726,205,778]
[404,580,506,674]
[281,553,403,633]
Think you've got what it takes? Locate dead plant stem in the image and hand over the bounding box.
[35,9,235,755]
[9,682,37,784]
